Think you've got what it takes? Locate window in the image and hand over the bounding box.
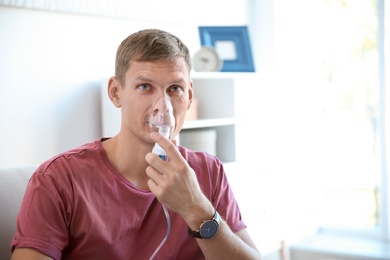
[311,0,382,232]
[273,0,385,239]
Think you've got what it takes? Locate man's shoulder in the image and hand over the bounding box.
[178,145,220,162]
[36,139,104,175]
[178,145,224,178]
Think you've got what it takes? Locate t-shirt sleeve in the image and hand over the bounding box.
[10,163,71,260]
[185,150,246,233]
[212,161,246,233]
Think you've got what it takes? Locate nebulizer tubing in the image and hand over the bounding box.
[148,95,175,260]
[149,204,171,260]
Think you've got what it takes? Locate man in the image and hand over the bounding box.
[11,29,261,259]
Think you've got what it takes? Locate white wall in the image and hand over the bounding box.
[0,1,250,167]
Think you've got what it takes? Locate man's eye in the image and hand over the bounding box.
[170,85,182,92]
[139,84,150,90]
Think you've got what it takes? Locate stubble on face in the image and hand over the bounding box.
[121,58,193,144]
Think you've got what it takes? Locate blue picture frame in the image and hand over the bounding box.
[198,26,255,72]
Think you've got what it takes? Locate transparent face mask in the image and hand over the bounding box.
[148,94,175,159]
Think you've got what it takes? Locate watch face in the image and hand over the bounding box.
[193,47,222,72]
[199,220,218,239]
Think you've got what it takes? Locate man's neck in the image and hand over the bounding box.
[102,134,152,190]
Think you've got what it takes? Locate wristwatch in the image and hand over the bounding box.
[188,211,221,239]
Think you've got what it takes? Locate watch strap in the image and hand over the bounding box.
[188,211,221,239]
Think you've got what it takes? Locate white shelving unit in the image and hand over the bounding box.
[180,74,237,163]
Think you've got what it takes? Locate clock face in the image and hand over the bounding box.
[193,47,222,72]
[199,220,218,239]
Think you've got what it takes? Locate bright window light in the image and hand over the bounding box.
[293,0,383,231]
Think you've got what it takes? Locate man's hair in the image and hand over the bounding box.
[115,29,192,85]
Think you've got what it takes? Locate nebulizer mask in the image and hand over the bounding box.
[148,94,175,161]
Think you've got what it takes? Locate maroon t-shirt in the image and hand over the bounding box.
[11,139,245,259]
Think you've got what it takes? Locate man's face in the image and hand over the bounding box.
[117,58,193,144]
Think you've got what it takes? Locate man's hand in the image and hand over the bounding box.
[145,132,214,224]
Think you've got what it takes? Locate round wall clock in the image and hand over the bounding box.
[192,46,222,72]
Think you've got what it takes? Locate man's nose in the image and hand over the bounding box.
[152,94,170,112]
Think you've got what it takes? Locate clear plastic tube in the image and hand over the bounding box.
[149,204,171,260]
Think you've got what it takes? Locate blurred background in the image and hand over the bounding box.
[0,0,388,259]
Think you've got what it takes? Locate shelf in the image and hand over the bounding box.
[182,117,236,129]
[179,124,236,163]
[191,71,255,79]
[290,234,390,260]
[178,76,237,163]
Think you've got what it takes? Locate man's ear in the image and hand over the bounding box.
[187,80,194,110]
[107,77,121,108]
